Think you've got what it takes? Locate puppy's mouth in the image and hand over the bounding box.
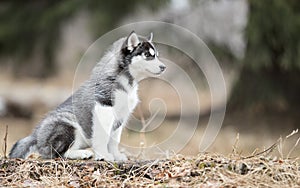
[146,69,164,75]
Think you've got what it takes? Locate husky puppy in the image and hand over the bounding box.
[9,31,166,161]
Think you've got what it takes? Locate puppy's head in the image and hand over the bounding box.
[121,31,166,81]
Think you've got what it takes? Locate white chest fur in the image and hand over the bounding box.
[91,81,139,161]
[113,85,139,120]
[93,83,139,131]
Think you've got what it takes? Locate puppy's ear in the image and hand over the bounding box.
[126,31,140,50]
[148,32,153,42]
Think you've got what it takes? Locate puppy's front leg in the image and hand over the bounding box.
[108,123,127,161]
[92,103,114,161]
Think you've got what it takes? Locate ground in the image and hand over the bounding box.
[1,152,299,187]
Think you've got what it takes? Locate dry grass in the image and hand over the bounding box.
[0,151,299,187]
[1,130,300,187]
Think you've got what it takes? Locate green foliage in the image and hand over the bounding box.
[0,0,86,76]
[0,0,167,77]
[245,0,300,71]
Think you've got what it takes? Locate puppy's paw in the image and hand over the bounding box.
[94,152,114,161]
[80,150,94,160]
[113,153,128,161]
[64,149,94,160]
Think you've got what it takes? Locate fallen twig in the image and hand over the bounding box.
[2,125,8,159]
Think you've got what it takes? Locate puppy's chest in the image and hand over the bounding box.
[93,80,139,130]
[113,86,139,119]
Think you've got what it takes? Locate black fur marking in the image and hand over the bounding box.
[113,121,122,131]
[107,76,116,82]
[97,98,113,106]
[115,82,127,92]
[124,69,134,86]
[117,60,134,86]
[95,82,114,106]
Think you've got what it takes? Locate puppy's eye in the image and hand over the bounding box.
[144,52,151,57]
[142,52,151,58]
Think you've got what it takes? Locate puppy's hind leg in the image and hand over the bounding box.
[36,121,76,159]
[64,130,93,160]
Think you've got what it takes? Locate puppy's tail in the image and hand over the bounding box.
[9,135,37,159]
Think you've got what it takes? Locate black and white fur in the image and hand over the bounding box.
[9,31,166,161]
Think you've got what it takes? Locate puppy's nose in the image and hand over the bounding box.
[159,65,166,72]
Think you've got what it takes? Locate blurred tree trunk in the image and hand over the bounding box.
[227,0,300,118]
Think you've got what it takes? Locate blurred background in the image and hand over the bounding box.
[0,0,299,158]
